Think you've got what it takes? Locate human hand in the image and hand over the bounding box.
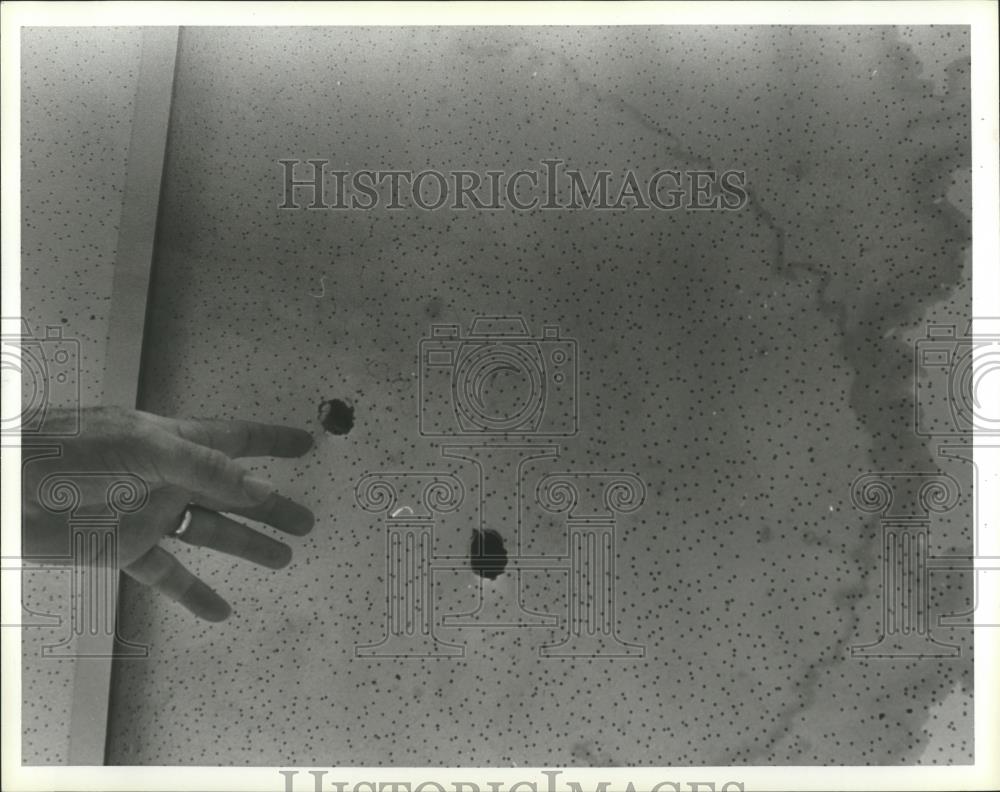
[22,407,315,621]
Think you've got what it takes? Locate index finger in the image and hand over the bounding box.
[153,416,314,459]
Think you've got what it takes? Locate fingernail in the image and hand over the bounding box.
[268,543,293,570]
[286,505,315,536]
[204,599,231,622]
[295,430,315,454]
[243,474,276,502]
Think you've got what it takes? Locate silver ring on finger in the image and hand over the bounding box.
[171,506,195,538]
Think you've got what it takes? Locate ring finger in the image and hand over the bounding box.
[173,505,293,569]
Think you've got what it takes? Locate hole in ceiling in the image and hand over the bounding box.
[469,528,508,580]
[319,398,355,435]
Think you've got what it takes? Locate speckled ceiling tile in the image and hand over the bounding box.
[104,27,970,765]
[19,27,145,765]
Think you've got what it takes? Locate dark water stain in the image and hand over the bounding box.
[755,43,973,765]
